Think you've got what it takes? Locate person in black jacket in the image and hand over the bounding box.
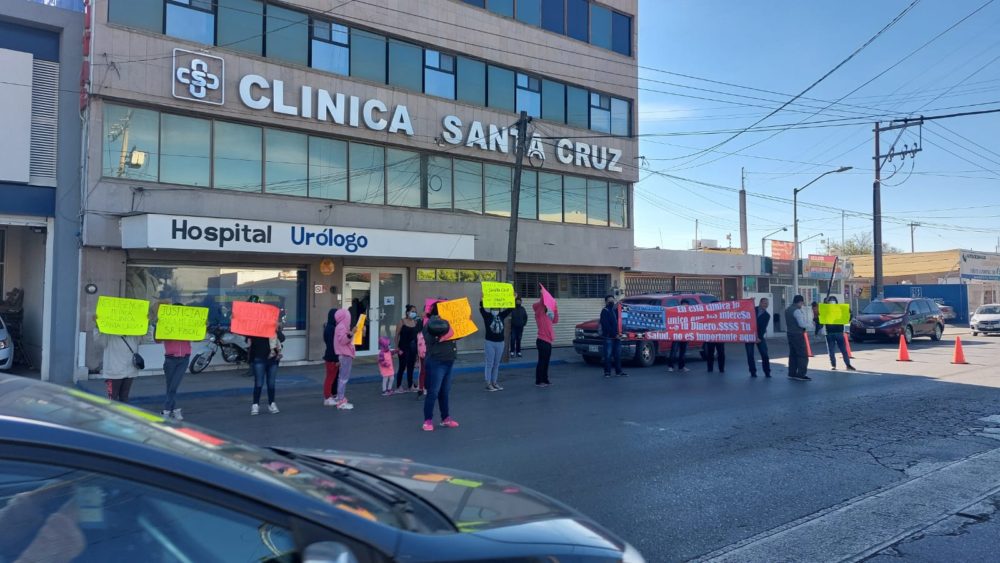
[599,295,627,379]
[745,297,772,378]
[422,305,460,432]
[246,296,285,415]
[824,296,856,371]
[509,297,528,358]
[481,301,512,391]
[322,308,339,406]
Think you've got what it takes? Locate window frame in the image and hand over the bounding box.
[515,72,542,118]
[424,49,457,100]
[164,0,216,45]
[309,19,350,75]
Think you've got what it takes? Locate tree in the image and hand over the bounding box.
[822,232,902,256]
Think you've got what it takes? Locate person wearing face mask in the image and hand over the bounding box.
[480,300,512,391]
[599,294,627,379]
[510,297,528,358]
[394,305,422,392]
[533,296,559,387]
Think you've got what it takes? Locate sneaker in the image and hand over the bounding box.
[681,367,690,372]
[171,409,183,421]
[410,385,419,392]
[417,390,425,397]
[750,373,758,378]
[494,382,504,391]
[323,397,337,406]
[517,353,523,358]
[831,364,837,370]
[486,383,498,392]
[617,372,629,377]
[846,365,858,372]
[440,417,460,428]
[336,400,354,410]
[604,372,612,379]
[536,382,550,387]
[765,373,772,378]
[250,404,260,416]
[381,390,390,397]
[422,420,434,431]
[509,352,515,358]
[161,410,172,418]
[666,367,675,373]
[268,403,280,414]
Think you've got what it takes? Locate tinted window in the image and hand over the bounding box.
[348,142,385,204]
[217,0,264,55]
[563,176,586,224]
[266,4,308,65]
[699,295,719,304]
[664,299,680,307]
[541,0,565,33]
[516,73,541,118]
[165,1,214,45]
[610,182,627,227]
[538,172,562,222]
[487,65,515,112]
[159,114,209,187]
[587,179,608,226]
[566,0,589,41]
[917,300,932,314]
[590,92,611,133]
[265,129,308,196]
[977,306,1000,315]
[350,29,387,84]
[388,40,423,91]
[488,0,514,17]
[519,170,538,220]
[102,104,159,181]
[386,148,421,208]
[308,136,347,200]
[109,0,162,33]
[590,4,613,49]
[425,50,456,99]
[612,11,632,55]
[454,160,483,214]
[566,85,589,128]
[862,301,907,315]
[427,155,453,209]
[311,21,349,76]
[541,79,566,123]
[485,163,512,216]
[457,57,487,106]
[517,0,542,25]
[681,298,698,306]
[611,97,630,136]
[214,122,262,192]
[463,0,486,6]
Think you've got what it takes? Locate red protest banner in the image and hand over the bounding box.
[644,299,758,343]
[230,301,280,338]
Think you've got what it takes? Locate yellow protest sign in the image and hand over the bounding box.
[353,313,366,346]
[437,298,478,341]
[819,303,851,325]
[96,296,150,336]
[481,282,515,308]
[155,304,209,341]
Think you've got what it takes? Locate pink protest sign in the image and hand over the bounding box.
[540,284,557,313]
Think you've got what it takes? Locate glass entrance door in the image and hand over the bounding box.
[343,268,407,355]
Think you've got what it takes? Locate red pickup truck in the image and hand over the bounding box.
[572,292,719,367]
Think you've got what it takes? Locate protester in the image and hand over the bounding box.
[599,295,627,378]
[745,297,772,378]
[395,305,421,392]
[480,301,512,391]
[533,297,558,387]
[705,342,726,373]
[422,305,459,431]
[666,341,689,373]
[156,303,190,419]
[247,296,284,415]
[510,297,528,358]
[811,301,822,336]
[322,307,340,406]
[416,324,428,397]
[378,336,395,396]
[823,296,856,371]
[333,308,356,409]
[786,295,812,380]
[93,314,142,403]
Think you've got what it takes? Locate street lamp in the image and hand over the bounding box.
[762,227,788,257]
[794,167,852,298]
[798,232,824,257]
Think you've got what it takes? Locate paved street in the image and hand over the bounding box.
[126,329,1000,562]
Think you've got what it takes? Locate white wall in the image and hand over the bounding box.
[633,248,764,276]
[0,49,32,183]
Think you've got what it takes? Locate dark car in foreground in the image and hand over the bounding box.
[849,298,945,344]
[0,374,643,562]
[574,292,718,367]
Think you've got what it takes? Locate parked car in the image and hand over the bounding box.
[932,299,957,322]
[849,298,945,344]
[0,374,643,563]
[574,292,719,367]
[971,304,1000,336]
[0,316,12,371]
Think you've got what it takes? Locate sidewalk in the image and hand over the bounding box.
[76,346,575,406]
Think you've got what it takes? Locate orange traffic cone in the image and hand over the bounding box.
[843,333,855,359]
[896,334,912,362]
[804,333,814,357]
[951,336,969,365]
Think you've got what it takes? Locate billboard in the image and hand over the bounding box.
[771,240,795,260]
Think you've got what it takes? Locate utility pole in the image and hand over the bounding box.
[841,210,845,249]
[695,219,699,249]
[909,222,920,253]
[505,111,531,284]
[873,118,922,300]
[739,167,748,253]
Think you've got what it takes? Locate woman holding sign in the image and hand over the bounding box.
[823,296,856,372]
[93,319,143,403]
[533,296,558,386]
[422,304,460,431]
[247,296,284,416]
[332,308,357,410]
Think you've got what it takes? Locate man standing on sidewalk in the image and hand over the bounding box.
[599,295,627,379]
[786,295,812,381]
[824,296,856,371]
[746,297,772,378]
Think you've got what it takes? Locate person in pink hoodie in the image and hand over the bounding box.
[333,308,357,410]
[533,297,559,386]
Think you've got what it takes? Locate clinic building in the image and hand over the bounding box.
[80,0,638,371]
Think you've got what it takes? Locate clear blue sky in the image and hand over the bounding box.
[635,0,1000,256]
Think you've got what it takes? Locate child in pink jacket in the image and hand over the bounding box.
[378,336,395,396]
[333,308,356,410]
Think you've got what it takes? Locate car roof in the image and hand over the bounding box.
[626,292,714,299]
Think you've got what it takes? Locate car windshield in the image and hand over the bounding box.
[623,298,664,306]
[0,379,449,533]
[700,295,719,304]
[862,301,907,315]
[977,306,1000,315]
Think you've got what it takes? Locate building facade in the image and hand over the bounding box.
[80,0,638,373]
[0,0,84,382]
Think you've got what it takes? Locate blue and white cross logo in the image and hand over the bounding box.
[172,48,225,105]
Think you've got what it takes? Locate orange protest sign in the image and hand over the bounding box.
[436,298,478,341]
[230,301,279,338]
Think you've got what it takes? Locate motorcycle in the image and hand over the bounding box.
[189,325,249,374]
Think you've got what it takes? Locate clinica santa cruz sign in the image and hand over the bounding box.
[236,74,624,173]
